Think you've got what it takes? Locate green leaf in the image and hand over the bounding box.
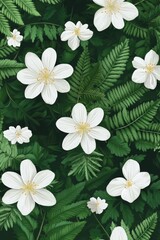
[107,136,131,157]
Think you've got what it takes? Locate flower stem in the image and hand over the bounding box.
[135,0,145,5]
[93,214,110,239]
[36,211,46,240]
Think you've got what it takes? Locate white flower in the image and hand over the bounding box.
[93,0,138,31]
[7,29,23,47]
[56,103,111,154]
[1,159,56,216]
[132,50,160,90]
[61,21,93,51]
[87,197,108,214]
[110,226,128,240]
[17,48,74,105]
[3,125,32,144]
[106,159,151,203]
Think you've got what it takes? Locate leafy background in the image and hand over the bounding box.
[0,0,160,239]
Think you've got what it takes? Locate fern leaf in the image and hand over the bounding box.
[13,0,40,16]
[0,59,24,81]
[0,13,10,35]
[131,213,157,240]
[99,39,129,91]
[123,22,148,39]
[0,0,23,25]
[0,39,16,58]
[39,0,61,4]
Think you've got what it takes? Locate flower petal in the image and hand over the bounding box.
[41,84,58,105]
[25,52,43,73]
[17,193,35,216]
[65,21,76,30]
[110,226,128,240]
[111,13,125,29]
[144,74,157,90]
[33,170,55,189]
[1,172,23,189]
[17,69,38,85]
[2,189,22,204]
[87,108,104,127]
[62,133,82,151]
[20,159,37,184]
[94,8,111,31]
[133,172,151,189]
[81,133,96,154]
[54,64,74,79]
[71,103,87,123]
[68,36,80,51]
[42,48,57,71]
[154,66,160,80]
[31,189,56,206]
[56,117,76,133]
[121,185,141,203]
[79,29,93,41]
[106,177,126,197]
[88,126,111,141]
[61,31,74,41]
[132,69,147,83]
[25,82,44,99]
[93,0,105,7]
[122,159,140,180]
[54,79,70,93]
[132,57,146,69]
[120,2,139,21]
[145,50,159,65]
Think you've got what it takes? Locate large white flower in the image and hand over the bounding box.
[3,125,32,144]
[56,103,111,154]
[93,0,138,31]
[132,50,160,90]
[7,29,23,47]
[60,21,93,51]
[17,48,74,105]
[1,160,56,216]
[87,197,108,214]
[106,159,151,203]
[110,226,128,240]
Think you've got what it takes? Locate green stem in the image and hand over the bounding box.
[135,0,145,5]
[93,214,110,239]
[36,212,46,240]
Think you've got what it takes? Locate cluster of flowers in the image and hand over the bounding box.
[2,1,158,239]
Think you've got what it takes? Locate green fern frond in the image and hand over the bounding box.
[0,40,17,58]
[123,22,148,39]
[13,0,40,16]
[0,206,22,231]
[99,39,129,91]
[0,59,24,81]
[39,0,61,4]
[131,213,157,240]
[0,13,10,35]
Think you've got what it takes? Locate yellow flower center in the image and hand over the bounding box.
[146,64,155,73]
[15,130,21,138]
[74,28,80,36]
[77,123,90,134]
[22,182,36,193]
[105,1,120,13]
[38,68,54,84]
[125,180,133,188]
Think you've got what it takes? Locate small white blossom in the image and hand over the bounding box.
[110,226,128,240]
[56,103,111,154]
[61,21,93,51]
[7,29,23,47]
[87,197,108,214]
[106,159,151,203]
[3,125,32,144]
[132,50,160,89]
[1,159,56,216]
[93,0,138,31]
[17,48,74,105]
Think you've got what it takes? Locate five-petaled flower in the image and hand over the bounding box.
[132,50,160,90]
[61,21,93,51]
[106,159,151,203]
[1,160,56,216]
[3,125,32,144]
[93,0,138,31]
[87,197,108,214]
[7,29,23,47]
[17,48,74,105]
[110,226,128,240]
[56,103,111,154]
